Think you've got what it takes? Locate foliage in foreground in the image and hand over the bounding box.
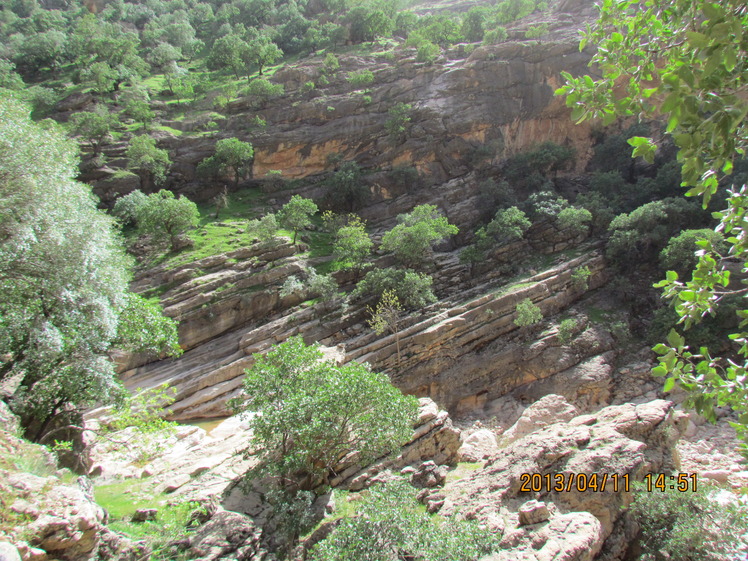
[557,0,748,451]
[0,98,179,441]
[229,336,419,490]
[629,482,748,561]
[310,479,499,561]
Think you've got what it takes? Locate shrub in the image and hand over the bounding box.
[557,318,578,345]
[556,207,592,236]
[243,78,284,105]
[514,298,542,327]
[113,190,148,227]
[570,266,591,291]
[278,195,318,244]
[346,69,374,88]
[416,41,440,63]
[660,229,726,277]
[301,81,316,93]
[628,482,748,561]
[380,204,459,268]
[351,267,436,309]
[606,198,705,268]
[310,479,498,561]
[385,102,412,142]
[525,190,569,221]
[333,216,372,269]
[482,26,508,45]
[228,336,418,489]
[325,161,369,212]
[324,52,340,72]
[279,275,305,298]
[246,213,278,243]
[525,23,549,39]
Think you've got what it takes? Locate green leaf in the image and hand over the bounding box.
[667,329,685,349]
[663,377,675,392]
[685,31,710,49]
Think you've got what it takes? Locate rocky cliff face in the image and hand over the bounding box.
[88,1,598,206]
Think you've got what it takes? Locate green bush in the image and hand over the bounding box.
[660,229,726,277]
[524,23,549,39]
[629,482,748,561]
[557,318,578,344]
[514,298,542,327]
[556,207,592,237]
[525,190,569,221]
[380,204,459,268]
[416,41,440,63]
[570,266,591,291]
[310,479,498,561]
[351,267,436,309]
[482,26,508,45]
[606,198,705,268]
[346,70,375,88]
[385,102,412,142]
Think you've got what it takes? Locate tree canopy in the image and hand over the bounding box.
[229,336,419,490]
[381,204,458,268]
[557,0,748,451]
[0,97,179,441]
[278,195,318,244]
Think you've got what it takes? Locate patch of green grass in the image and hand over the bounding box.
[94,478,165,520]
[495,281,534,296]
[445,461,483,484]
[585,305,613,324]
[107,499,203,561]
[152,124,183,136]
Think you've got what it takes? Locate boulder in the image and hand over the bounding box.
[131,509,158,523]
[502,394,578,444]
[188,509,266,561]
[0,543,21,561]
[517,500,550,526]
[458,429,498,462]
[410,461,447,489]
[423,400,687,560]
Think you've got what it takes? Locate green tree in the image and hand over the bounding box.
[0,98,179,441]
[113,190,149,227]
[555,206,592,237]
[246,33,283,77]
[514,298,542,328]
[367,289,404,366]
[629,482,748,561]
[126,135,171,188]
[80,61,118,95]
[384,102,412,143]
[246,213,279,243]
[381,204,459,268]
[556,0,748,449]
[123,98,154,131]
[228,336,419,490]
[326,161,370,211]
[278,195,318,244]
[207,33,248,78]
[660,229,726,277]
[136,189,200,250]
[201,138,254,188]
[68,105,116,155]
[243,77,284,107]
[461,7,489,42]
[461,206,531,272]
[351,268,436,310]
[333,216,372,269]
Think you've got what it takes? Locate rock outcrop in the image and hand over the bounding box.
[421,400,688,561]
[120,247,609,421]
